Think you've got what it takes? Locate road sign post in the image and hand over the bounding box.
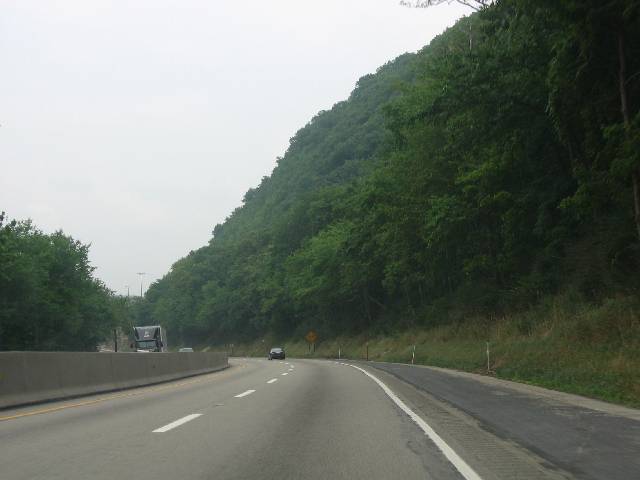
[305,330,318,354]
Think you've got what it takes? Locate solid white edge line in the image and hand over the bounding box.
[267,378,278,384]
[234,389,256,398]
[152,413,202,433]
[346,364,483,480]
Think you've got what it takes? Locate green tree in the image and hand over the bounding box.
[0,213,118,351]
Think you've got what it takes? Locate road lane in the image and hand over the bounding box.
[0,358,464,480]
[0,359,274,479]
[162,360,464,480]
[3,357,622,479]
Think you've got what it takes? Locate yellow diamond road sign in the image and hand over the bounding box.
[305,330,317,344]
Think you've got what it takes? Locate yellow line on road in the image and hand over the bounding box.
[0,364,245,423]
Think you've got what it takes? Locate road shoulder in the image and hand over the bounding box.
[350,361,573,480]
[389,362,640,420]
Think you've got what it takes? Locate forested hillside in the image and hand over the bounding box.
[146,0,640,349]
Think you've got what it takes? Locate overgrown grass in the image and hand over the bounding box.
[217,294,640,408]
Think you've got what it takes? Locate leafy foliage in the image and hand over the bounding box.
[0,212,122,350]
[146,1,640,345]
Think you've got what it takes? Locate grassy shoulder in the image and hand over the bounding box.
[221,294,640,408]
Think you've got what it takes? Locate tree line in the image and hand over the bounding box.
[0,213,126,350]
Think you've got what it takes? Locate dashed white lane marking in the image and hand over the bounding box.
[267,378,278,384]
[234,389,256,398]
[347,364,483,480]
[152,414,202,433]
[281,372,288,376]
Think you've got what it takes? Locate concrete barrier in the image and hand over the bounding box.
[0,351,228,409]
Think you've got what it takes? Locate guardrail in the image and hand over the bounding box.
[0,351,228,409]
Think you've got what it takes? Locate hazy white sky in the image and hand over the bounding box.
[1,0,467,295]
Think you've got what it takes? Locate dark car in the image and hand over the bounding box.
[268,347,285,360]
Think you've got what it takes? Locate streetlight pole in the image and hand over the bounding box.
[136,272,146,297]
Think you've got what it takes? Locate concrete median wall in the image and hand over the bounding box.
[0,351,228,409]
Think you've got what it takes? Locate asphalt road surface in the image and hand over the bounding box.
[1,358,637,480]
[367,361,640,480]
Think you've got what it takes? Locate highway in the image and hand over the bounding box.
[1,358,638,480]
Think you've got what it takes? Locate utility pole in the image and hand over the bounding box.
[136,272,146,297]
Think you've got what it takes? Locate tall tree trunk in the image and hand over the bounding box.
[618,29,640,239]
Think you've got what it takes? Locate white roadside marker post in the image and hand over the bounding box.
[486,342,491,374]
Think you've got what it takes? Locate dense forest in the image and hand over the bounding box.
[144,0,640,346]
[0,212,126,350]
[4,1,637,355]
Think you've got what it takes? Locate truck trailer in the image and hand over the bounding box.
[132,325,167,352]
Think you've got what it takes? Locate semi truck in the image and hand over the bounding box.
[131,325,167,352]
